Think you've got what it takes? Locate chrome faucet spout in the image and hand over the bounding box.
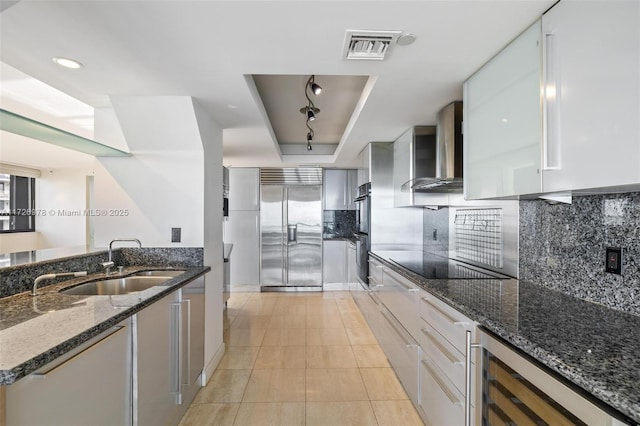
[108,238,142,262]
[32,271,87,296]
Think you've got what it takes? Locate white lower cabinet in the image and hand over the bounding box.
[355,258,479,426]
[347,241,356,285]
[136,277,205,426]
[322,240,348,285]
[376,303,420,403]
[5,320,132,426]
[419,354,466,426]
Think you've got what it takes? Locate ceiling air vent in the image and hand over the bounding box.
[342,30,403,60]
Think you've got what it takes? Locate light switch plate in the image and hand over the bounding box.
[171,227,181,243]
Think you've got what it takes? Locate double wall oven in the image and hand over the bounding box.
[353,182,371,286]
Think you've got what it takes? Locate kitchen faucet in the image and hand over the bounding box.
[102,238,142,275]
[32,271,87,296]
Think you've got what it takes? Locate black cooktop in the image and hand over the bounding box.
[376,250,511,280]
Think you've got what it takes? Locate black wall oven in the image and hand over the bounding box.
[354,183,371,286]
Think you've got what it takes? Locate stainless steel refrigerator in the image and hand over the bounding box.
[260,183,322,289]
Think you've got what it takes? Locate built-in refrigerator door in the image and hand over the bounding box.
[260,185,284,286]
[286,185,322,286]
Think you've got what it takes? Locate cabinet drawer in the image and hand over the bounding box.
[419,290,475,356]
[378,268,420,341]
[377,306,419,403]
[419,355,465,426]
[368,257,384,284]
[420,319,473,397]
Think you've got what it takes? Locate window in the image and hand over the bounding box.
[0,173,36,233]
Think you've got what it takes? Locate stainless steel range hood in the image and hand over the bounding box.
[401,101,463,193]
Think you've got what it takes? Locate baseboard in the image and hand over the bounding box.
[202,342,225,385]
[322,282,355,291]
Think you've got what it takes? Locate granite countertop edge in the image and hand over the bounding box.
[368,252,640,425]
[0,266,211,385]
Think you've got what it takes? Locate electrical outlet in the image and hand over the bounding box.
[605,247,622,275]
[171,228,181,243]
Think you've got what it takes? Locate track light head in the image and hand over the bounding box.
[307,109,315,121]
[311,82,322,95]
[307,141,313,151]
[307,132,313,142]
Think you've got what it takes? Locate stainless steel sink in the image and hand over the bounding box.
[132,270,184,277]
[60,276,170,296]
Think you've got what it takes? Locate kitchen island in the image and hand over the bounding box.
[368,250,640,425]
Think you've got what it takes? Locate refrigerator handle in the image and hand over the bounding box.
[287,225,297,243]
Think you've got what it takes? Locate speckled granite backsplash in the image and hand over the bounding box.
[519,193,640,316]
[0,247,204,299]
[323,210,356,238]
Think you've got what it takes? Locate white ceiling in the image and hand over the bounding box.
[0,0,555,168]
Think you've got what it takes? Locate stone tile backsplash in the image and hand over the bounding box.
[0,247,204,298]
[519,193,640,316]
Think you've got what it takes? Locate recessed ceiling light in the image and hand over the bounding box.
[227,104,238,109]
[52,57,83,69]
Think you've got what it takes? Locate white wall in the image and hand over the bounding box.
[93,97,205,248]
[193,99,224,382]
[35,168,90,249]
[0,168,91,254]
[93,96,224,381]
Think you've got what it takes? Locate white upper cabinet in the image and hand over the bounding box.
[229,168,260,211]
[464,20,543,200]
[465,0,640,200]
[358,144,371,186]
[541,0,640,193]
[323,169,357,210]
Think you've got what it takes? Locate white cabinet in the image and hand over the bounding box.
[6,322,132,426]
[464,20,543,200]
[137,290,179,426]
[378,267,421,341]
[137,279,204,426]
[347,240,356,285]
[417,288,478,425]
[229,168,259,211]
[323,169,357,210]
[465,1,640,199]
[540,0,640,193]
[224,210,260,286]
[357,144,371,186]
[322,240,347,284]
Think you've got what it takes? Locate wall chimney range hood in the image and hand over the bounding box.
[401,101,463,193]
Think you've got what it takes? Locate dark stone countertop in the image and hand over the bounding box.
[0,266,210,385]
[370,250,640,425]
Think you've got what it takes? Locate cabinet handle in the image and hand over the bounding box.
[422,328,463,366]
[465,330,481,426]
[421,358,462,406]
[542,31,561,171]
[421,297,469,327]
[385,270,419,292]
[32,326,125,379]
[170,302,183,404]
[380,309,417,348]
[182,299,191,386]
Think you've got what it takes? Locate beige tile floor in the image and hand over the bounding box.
[179,291,424,426]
